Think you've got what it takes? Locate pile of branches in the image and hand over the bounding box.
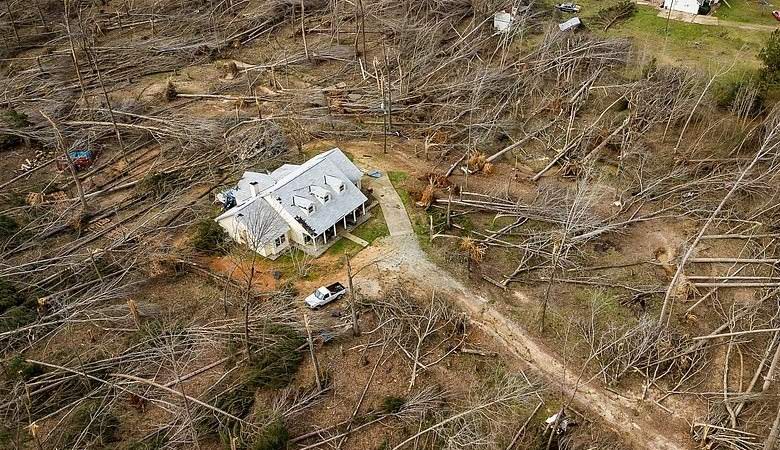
[224,120,290,169]
[366,288,466,389]
[577,301,708,389]
[420,371,542,449]
[0,288,304,447]
[590,0,637,32]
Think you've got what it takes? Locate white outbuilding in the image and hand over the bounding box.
[662,0,702,15]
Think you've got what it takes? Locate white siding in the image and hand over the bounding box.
[664,0,700,14]
[217,216,242,243]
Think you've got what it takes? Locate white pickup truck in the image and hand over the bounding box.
[304,282,348,309]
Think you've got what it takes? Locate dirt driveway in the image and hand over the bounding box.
[353,169,693,450]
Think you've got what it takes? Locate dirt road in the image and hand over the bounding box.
[354,172,692,450]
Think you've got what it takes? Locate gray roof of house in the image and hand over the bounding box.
[216,148,366,238]
[270,164,299,181]
[265,154,367,236]
[268,148,362,185]
[217,197,289,244]
[234,172,275,203]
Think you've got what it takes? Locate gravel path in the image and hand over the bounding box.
[355,170,692,450]
[366,174,414,236]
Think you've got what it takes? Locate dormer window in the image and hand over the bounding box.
[325,175,345,194]
[310,186,331,205]
[293,195,315,215]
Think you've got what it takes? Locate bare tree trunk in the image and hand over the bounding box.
[300,0,309,60]
[63,0,91,109]
[540,241,562,333]
[357,0,366,57]
[33,0,47,28]
[84,47,128,164]
[446,191,452,229]
[170,348,202,449]
[764,339,780,392]
[659,121,780,326]
[41,111,88,211]
[244,261,256,360]
[303,313,322,390]
[345,255,360,336]
[5,2,20,43]
[766,405,780,450]
[128,299,141,330]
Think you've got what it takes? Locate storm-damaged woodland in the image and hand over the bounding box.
[1,0,780,449]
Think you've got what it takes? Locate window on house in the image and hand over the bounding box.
[307,204,315,214]
[274,234,286,247]
[338,184,345,192]
[323,194,330,203]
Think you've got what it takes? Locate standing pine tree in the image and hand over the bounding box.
[759,30,780,84]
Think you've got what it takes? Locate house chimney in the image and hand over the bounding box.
[249,181,260,197]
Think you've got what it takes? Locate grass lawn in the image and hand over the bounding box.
[352,209,390,243]
[387,171,415,220]
[272,210,389,280]
[619,6,770,69]
[325,208,390,257]
[560,2,772,70]
[713,0,780,24]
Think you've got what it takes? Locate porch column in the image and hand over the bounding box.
[324,233,328,244]
[362,202,365,215]
[343,216,347,228]
[352,210,356,221]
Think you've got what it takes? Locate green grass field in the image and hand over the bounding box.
[560,1,773,70]
[616,6,768,68]
[713,0,780,24]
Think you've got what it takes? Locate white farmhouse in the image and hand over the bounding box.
[662,0,703,14]
[214,148,368,259]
